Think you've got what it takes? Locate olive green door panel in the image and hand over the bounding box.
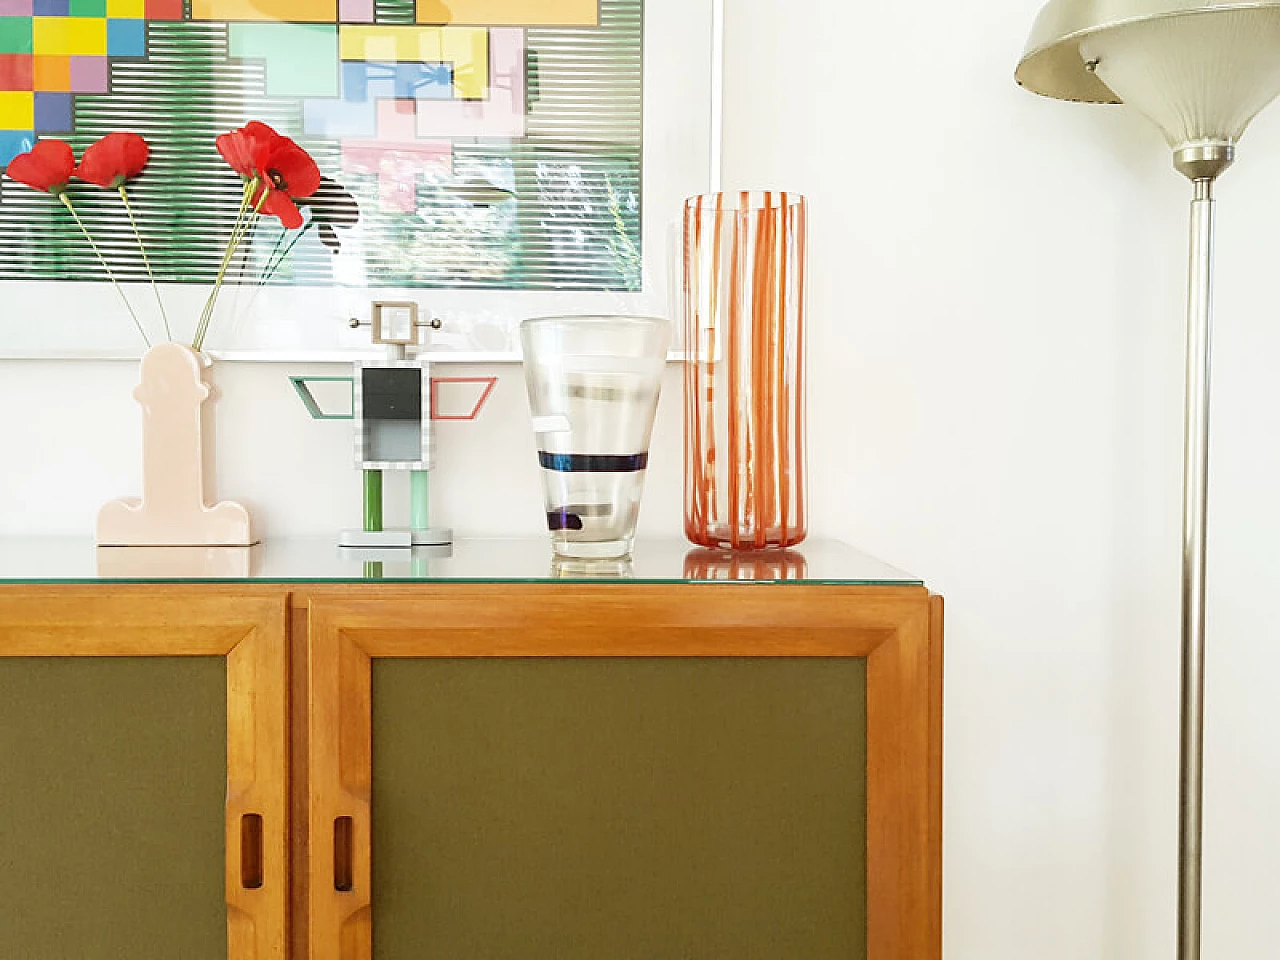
[372,657,867,960]
[0,657,227,960]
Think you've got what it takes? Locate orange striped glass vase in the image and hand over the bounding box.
[682,191,807,549]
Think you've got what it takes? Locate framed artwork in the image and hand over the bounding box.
[0,0,717,360]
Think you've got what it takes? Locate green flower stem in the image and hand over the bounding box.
[237,223,304,321]
[193,178,254,350]
[194,178,265,352]
[59,192,151,349]
[220,216,258,324]
[255,225,287,282]
[260,225,305,285]
[118,185,171,343]
[232,218,260,284]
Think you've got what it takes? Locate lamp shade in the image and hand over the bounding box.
[1017,0,1280,139]
[1081,10,1280,147]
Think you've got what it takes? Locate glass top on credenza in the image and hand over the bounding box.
[0,538,922,586]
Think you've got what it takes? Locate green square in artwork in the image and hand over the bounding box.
[69,0,108,16]
[0,17,33,55]
[228,23,339,98]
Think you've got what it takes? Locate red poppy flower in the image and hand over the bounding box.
[216,122,320,229]
[215,120,280,180]
[4,138,75,194]
[249,135,321,229]
[76,132,150,188]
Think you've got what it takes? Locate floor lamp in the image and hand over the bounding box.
[1016,2,1280,957]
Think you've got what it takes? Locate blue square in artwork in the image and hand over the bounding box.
[356,62,397,102]
[107,19,146,57]
[340,61,453,104]
[407,62,452,100]
[33,92,72,132]
[0,130,35,168]
[33,0,70,15]
[303,97,377,138]
[341,60,372,103]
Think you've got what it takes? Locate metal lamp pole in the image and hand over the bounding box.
[1018,3,1280,954]
[1172,140,1232,960]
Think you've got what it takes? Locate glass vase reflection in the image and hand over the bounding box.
[521,315,670,559]
[551,556,636,579]
[682,548,808,582]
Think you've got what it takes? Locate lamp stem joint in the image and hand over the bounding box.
[1173,141,1235,185]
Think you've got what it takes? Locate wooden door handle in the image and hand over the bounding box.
[333,816,354,892]
[238,814,262,890]
[240,813,264,890]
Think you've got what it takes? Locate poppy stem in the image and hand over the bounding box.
[58,193,151,350]
[256,228,289,285]
[194,178,263,352]
[233,218,260,284]
[234,222,302,322]
[222,216,258,322]
[193,178,253,351]
[260,224,305,286]
[118,185,171,343]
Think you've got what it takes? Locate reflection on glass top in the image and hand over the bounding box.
[0,538,921,586]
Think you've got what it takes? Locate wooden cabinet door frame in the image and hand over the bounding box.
[0,588,290,960]
[307,584,943,960]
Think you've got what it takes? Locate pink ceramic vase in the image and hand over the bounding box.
[96,342,255,547]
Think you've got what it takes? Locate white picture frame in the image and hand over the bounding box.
[0,0,720,363]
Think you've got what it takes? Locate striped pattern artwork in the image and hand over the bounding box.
[0,0,642,293]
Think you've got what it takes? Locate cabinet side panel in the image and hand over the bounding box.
[0,657,228,959]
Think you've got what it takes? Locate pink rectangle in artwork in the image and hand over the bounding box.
[0,0,33,15]
[338,0,373,22]
[375,98,416,142]
[342,137,452,213]
[414,27,525,139]
[68,56,109,94]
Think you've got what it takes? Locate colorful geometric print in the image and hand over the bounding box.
[0,0,179,152]
[0,0,594,162]
[186,0,597,25]
[0,0,643,294]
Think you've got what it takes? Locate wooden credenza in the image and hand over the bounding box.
[0,538,942,960]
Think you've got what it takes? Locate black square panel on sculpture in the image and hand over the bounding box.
[362,368,421,421]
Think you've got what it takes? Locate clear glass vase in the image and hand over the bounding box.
[683,191,807,549]
[520,315,670,559]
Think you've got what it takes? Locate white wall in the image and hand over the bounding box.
[3,0,1280,956]
[0,359,685,542]
[718,0,1280,957]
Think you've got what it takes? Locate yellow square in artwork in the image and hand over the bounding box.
[0,91,35,128]
[107,0,146,17]
[190,0,335,22]
[416,0,597,26]
[339,26,488,99]
[33,18,108,57]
